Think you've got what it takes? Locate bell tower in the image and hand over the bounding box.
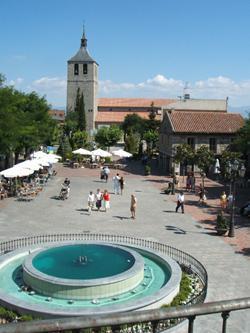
[66,29,98,134]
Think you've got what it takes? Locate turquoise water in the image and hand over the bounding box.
[32,244,135,279]
[1,249,170,309]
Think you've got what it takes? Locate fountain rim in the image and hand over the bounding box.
[23,242,144,286]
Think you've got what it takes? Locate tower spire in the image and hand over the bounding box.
[81,24,87,48]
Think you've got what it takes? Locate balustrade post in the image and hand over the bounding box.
[221,311,230,333]
[152,320,159,333]
[188,315,196,333]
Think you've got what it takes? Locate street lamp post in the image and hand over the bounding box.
[227,160,246,238]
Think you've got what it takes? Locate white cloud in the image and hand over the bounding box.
[7,74,250,107]
[8,77,24,86]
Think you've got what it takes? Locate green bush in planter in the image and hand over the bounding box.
[145,165,151,175]
[216,212,229,230]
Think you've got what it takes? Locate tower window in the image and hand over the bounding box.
[74,64,79,75]
[83,64,88,75]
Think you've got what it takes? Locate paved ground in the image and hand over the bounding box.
[0,161,250,332]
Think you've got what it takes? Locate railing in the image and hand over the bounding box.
[0,233,210,332]
[0,297,250,333]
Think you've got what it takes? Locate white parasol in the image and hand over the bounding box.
[72,148,92,155]
[112,149,132,158]
[0,166,34,178]
[16,160,43,171]
[91,148,112,158]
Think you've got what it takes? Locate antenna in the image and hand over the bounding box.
[183,81,190,100]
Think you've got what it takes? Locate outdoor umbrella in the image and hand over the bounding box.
[112,149,132,158]
[72,148,92,155]
[0,166,34,178]
[16,160,43,171]
[91,148,112,158]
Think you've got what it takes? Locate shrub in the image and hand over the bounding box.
[216,212,229,229]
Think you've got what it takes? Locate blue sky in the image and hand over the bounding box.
[1,0,250,110]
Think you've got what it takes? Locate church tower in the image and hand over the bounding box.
[67,30,98,134]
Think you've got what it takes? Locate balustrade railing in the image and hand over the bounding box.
[0,233,211,332]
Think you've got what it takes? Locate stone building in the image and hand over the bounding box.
[67,31,98,134]
[159,105,244,174]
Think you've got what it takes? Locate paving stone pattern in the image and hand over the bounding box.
[0,163,249,332]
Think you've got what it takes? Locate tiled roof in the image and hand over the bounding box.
[98,98,175,108]
[96,111,161,123]
[167,111,244,134]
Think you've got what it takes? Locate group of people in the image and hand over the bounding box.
[87,189,110,213]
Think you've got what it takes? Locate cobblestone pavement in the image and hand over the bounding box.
[0,161,250,332]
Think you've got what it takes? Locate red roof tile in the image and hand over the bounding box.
[96,111,161,123]
[98,98,175,108]
[167,111,244,134]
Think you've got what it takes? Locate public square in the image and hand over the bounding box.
[0,162,249,332]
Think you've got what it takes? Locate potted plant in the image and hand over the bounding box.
[216,212,229,235]
[145,165,151,175]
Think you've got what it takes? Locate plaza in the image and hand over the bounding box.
[0,162,250,332]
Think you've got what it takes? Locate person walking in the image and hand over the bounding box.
[87,191,95,214]
[113,173,121,194]
[176,191,185,214]
[102,189,110,212]
[130,194,137,219]
[95,189,103,211]
[119,176,125,195]
[103,166,110,183]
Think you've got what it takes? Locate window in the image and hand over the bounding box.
[209,138,217,153]
[187,137,195,149]
[74,64,79,75]
[83,64,88,75]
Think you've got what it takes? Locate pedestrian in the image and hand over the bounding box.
[130,194,137,219]
[95,189,103,211]
[102,189,110,212]
[113,173,121,194]
[87,191,95,213]
[176,191,185,214]
[186,174,192,192]
[119,176,125,195]
[220,191,227,209]
[103,166,110,183]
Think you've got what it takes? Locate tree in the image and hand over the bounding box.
[95,126,122,149]
[232,114,250,157]
[77,91,86,131]
[174,144,195,175]
[121,114,144,138]
[71,130,88,150]
[125,132,140,155]
[143,130,159,156]
[57,135,72,161]
[195,145,215,189]
[219,150,242,181]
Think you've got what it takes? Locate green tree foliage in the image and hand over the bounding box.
[143,130,159,155]
[125,132,140,155]
[174,144,195,165]
[77,90,86,131]
[219,150,242,180]
[0,82,55,167]
[95,126,122,149]
[57,135,72,160]
[195,145,215,176]
[232,114,250,157]
[71,130,88,150]
[121,114,144,137]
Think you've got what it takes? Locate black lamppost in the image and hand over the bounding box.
[227,160,246,238]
